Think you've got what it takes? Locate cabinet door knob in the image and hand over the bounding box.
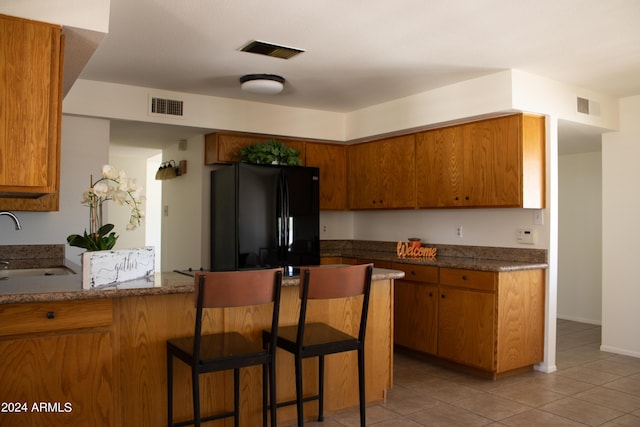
[46,311,56,319]
[454,196,459,201]
[410,270,416,276]
[428,292,433,297]
[462,275,467,280]
[465,196,470,201]
[441,294,445,299]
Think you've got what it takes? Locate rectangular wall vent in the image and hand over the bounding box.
[150,96,184,117]
[577,97,590,114]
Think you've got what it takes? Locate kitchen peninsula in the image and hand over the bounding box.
[0,245,401,427]
[0,241,547,425]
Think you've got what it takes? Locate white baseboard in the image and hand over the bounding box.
[599,345,640,359]
[557,315,601,326]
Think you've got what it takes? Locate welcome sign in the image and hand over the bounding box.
[397,241,437,259]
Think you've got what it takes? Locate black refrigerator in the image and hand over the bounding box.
[211,163,320,272]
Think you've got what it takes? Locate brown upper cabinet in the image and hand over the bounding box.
[305,142,348,210]
[205,131,350,210]
[347,134,416,209]
[0,15,63,211]
[416,114,545,208]
[204,132,306,165]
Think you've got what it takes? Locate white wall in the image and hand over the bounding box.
[0,115,109,263]
[345,209,546,248]
[558,151,602,324]
[63,80,346,142]
[0,0,110,32]
[602,95,640,357]
[158,136,210,272]
[106,154,147,250]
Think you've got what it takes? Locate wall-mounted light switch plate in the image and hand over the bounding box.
[533,209,544,225]
[517,227,535,244]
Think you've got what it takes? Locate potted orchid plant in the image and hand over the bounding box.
[67,165,144,251]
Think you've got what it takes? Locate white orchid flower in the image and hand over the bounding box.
[102,165,119,180]
[93,181,110,198]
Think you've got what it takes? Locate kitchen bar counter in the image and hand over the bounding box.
[0,260,398,426]
[0,267,403,305]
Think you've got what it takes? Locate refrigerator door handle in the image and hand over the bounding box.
[282,173,291,249]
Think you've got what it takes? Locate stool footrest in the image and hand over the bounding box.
[275,394,319,409]
[171,410,236,427]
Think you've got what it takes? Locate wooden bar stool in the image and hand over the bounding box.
[167,268,283,427]
[264,263,373,427]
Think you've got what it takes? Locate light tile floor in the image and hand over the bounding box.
[285,320,640,426]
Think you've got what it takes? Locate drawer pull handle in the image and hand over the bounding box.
[46,311,56,319]
[411,271,416,276]
[462,275,467,280]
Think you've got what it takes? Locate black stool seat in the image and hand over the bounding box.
[276,323,361,357]
[168,332,270,368]
[167,268,283,427]
[264,263,373,427]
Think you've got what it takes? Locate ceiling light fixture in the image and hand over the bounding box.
[240,74,285,95]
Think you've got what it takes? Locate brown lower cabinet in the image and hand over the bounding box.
[0,276,393,426]
[392,262,545,378]
[0,299,115,427]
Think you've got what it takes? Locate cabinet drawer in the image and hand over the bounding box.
[0,299,113,336]
[439,268,496,292]
[391,262,438,283]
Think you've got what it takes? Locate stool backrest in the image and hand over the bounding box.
[192,269,283,358]
[194,268,283,308]
[298,264,374,344]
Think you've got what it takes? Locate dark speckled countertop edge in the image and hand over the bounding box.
[0,241,546,305]
[0,268,403,305]
[321,240,549,272]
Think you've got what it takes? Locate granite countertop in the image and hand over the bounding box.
[355,253,549,272]
[0,265,404,305]
[322,240,549,272]
[0,240,548,305]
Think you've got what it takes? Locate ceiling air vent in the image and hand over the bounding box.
[149,96,184,117]
[577,97,590,114]
[240,40,304,59]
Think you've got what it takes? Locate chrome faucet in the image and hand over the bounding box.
[0,211,21,230]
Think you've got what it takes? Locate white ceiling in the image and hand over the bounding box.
[80,0,640,154]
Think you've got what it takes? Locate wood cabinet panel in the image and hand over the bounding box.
[416,125,464,207]
[204,132,306,165]
[0,14,63,210]
[391,263,438,354]
[394,280,438,354]
[496,269,545,372]
[0,331,114,427]
[348,135,416,209]
[0,300,114,427]
[305,142,347,210]
[416,114,545,209]
[0,299,112,336]
[391,262,438,283]
[439,268,496,292]
[438,286,496,371]
[463,115,521,207]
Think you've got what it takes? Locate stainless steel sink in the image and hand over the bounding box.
[0,266,76,279]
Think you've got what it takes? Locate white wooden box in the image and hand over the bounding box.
[82,247,155,289]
